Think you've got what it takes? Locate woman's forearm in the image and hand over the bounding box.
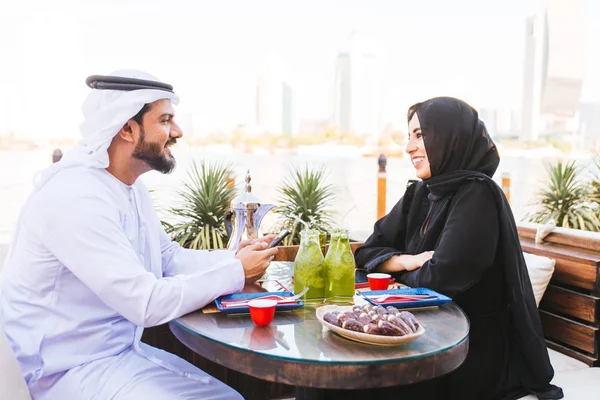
[378,252,433,273]
[378,255,408,273]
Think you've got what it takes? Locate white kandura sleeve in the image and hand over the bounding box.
[36,194,245,327]
[159,222,243,278]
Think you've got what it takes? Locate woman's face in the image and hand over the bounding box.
[406,113,432,179]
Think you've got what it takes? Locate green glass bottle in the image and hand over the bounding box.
[324,229,356,302]
[293,229,326,302]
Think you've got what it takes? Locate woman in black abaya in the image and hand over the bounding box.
[354,97,563,400]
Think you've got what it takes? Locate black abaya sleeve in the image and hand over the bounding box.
[400,181,499,297]
[354,197,408,273]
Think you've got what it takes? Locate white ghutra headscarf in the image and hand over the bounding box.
[3,69,179,272]
[35,69,180,189]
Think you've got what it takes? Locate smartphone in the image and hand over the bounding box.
[355,268,368,284]
[268,229,291,248]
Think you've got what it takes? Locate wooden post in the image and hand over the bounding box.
[501,172,511,204]
[377,154,387,219]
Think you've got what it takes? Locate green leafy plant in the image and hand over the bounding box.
[528,160,600,231]
[162,160,236,249]
[589,154,600,205]
[274,165,336,245]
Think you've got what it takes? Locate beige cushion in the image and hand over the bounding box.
[523,252,555,307]
[548,348,589,372]
[0,322,31,400]
[517,367,600,399]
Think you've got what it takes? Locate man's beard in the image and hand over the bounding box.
[132,127,176,174]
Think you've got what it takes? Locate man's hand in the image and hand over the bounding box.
[379,251,434,273]
[237,235,277,253]
[235,241,279,284]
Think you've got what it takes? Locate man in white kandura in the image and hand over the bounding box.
[0,70,278,399]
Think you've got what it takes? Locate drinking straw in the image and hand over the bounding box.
[340,205,356,229]
[291,214,310,231]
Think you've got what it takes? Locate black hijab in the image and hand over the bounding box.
[415,96,499,178]
[413,97,562,398]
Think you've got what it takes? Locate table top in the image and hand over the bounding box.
[170,262,470,389]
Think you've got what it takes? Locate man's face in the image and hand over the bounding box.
[131,99,182,174]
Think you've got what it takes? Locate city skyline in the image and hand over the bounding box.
[332,32,383,138]
[0,0,599,140]
[255,59,294,135]
[521,0,585,142]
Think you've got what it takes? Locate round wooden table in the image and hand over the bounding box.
[169,262,469,393]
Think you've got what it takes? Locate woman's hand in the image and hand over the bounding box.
[405,251,434,271]
[379,251,434,273]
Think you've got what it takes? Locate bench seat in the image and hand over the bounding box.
[518,223,600,367]
[517,224,600,400]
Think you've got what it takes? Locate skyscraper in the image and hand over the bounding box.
[578,103,600,151]
[521,0,584,141]
[479,108,498,137]
[332,33,383,139]
[282,82,293,136]
[333,52,351,135]
[521,15,544,141]
[256,61,295,135]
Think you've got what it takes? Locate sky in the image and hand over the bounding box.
[0,0,599,140]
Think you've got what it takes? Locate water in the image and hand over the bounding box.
[0,147,589,245]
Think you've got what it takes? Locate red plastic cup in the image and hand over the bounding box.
[248,299,277,326]
[248,326,277,350]
[367,273,392,291]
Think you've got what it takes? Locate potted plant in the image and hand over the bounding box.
[589,154,600,206]
[269,164,340,260]
[527,160,600,232]
[161,160,236,249]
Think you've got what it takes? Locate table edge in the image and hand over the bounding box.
[169,321,470,388]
